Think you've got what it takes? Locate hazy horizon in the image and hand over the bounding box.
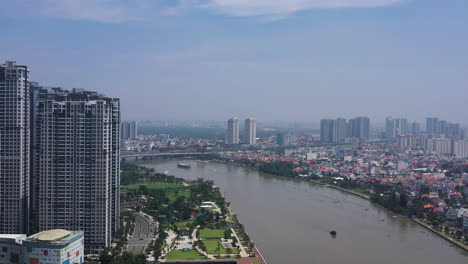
[1,0,467,124]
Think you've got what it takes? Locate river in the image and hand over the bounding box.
[138,159,468,264]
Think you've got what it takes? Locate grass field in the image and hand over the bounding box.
[167,190,191,203]
[163,219,195,229]
[165,249,207,260]
[198,229,225,239]
[251,261,261,264]
[176,220,194,227]
[202,240,239,255]
[123,182,184,190]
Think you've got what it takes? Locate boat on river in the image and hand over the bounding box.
[177,163,191,168]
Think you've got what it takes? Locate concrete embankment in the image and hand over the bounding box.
[325,185,370,200]
[411,218,468,252]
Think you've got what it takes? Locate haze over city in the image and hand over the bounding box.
[1,0,467,123]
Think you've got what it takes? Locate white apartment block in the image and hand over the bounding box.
[244,118,257,145]
[453,140,468,158]
[226,118,240,144]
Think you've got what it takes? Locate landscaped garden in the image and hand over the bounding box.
[165,249,207,260]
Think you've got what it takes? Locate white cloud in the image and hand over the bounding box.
[8,0,404,22]
[204,0,404,16]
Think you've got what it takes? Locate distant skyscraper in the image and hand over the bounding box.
[0,61,30,234]
[426,117,438,136]
[349,117,370,138]
[385,117,408,139]
[320,119,334,143]
[31,87,120,250]
[121,121,138,140]
[333,118,347,143]
[277,132,295,146]
[411,121,421,136]
[321,118,346,143]
[226,118,240,144]
[244,118,257,145]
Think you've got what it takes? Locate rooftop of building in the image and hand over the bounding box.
[23,229,83,246]
[0,234,27,244]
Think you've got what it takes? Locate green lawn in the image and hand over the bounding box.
[202,240,239,255]
[198,229,225,239]
[251,261,261,264]
[176,220,194,227]
[167,190,191,203]
[123,182,184,190]
[163,219,194,229]
[165,249,207,260]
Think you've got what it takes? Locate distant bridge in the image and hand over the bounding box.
[120,152,217,162]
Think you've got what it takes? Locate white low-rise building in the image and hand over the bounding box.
[0,234,26,264]
[22,229,84,264]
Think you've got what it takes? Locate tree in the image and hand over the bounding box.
[224,229,232,239]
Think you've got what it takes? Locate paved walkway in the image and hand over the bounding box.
[230,228,248,257]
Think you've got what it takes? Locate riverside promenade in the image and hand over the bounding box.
[325,185,370,199]
[411,218,468,252]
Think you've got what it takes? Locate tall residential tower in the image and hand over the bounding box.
[226,118,240,144]
[0,61,30,234]
[31,87,120,250]
[244,118,257,145]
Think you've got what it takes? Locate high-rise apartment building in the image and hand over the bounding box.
[426,138,452,155]
[426,117,438,136]
[411,121,421,136]
[453,140,468,158]
[244,118,257,145]
[385,117,408,139]
[226,118,240,144]
[0,61,30,234]
[121,121,138,140]
[348,117,370,138]
[320,118,347,143]
[397,135,417,148]
[333,118,347,143]
[277,132,296,146]
[320,119,334,143]
[426,117,462,139]
[31,87,120,250]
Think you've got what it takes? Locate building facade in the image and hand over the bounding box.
[397,135,417,148]
[244,118,256,145]
[0,61,30,234]
[385,117,408,139]
[22,229,84,264]
[453,140,468,158]
[348,117,370,138]
[121,121,137,140]
[31,87,120,250]
[320,119,334,143]
[0,234,25,264]
[226,118,240,144]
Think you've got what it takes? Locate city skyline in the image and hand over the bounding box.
[1,0,467,122]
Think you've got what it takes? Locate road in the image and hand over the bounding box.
[126,212,156,255]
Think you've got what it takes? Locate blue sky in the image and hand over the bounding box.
[1,0,467,125]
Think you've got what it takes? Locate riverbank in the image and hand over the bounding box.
[411,218,468,252]
[211,160,370,200]
[325,185,370,199]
